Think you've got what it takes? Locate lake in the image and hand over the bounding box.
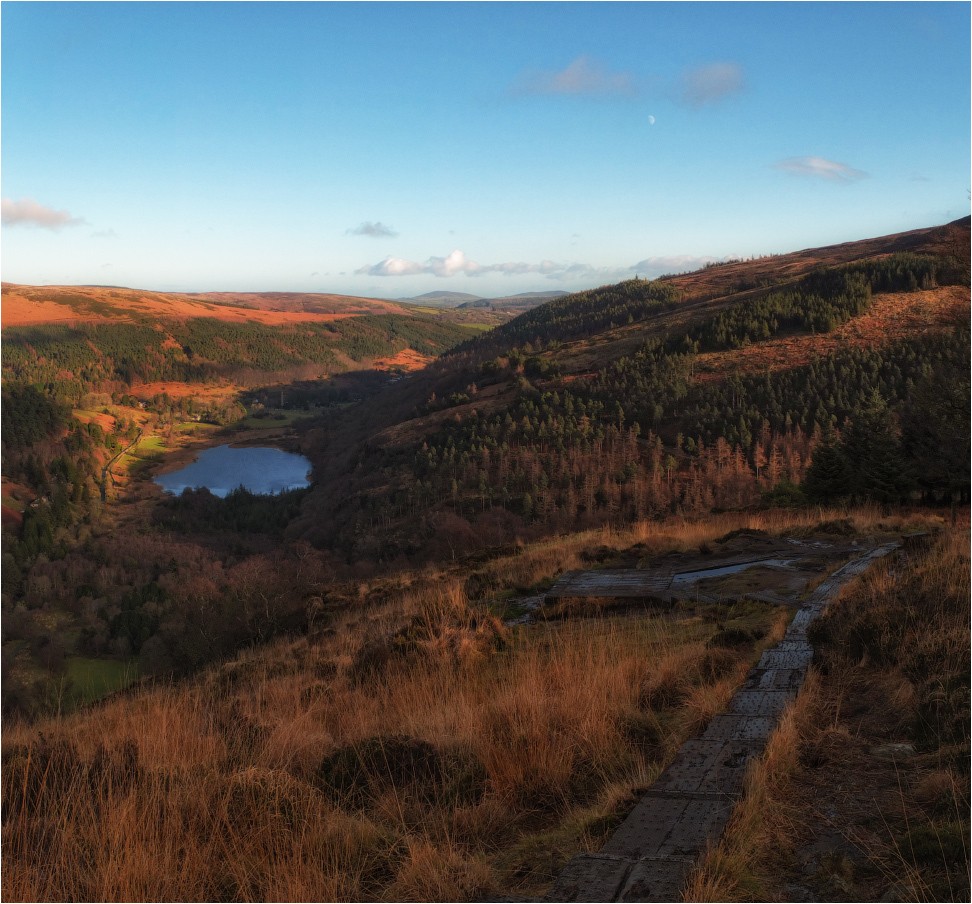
[155,444,312,498]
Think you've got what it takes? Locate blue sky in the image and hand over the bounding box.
[2,2,969,298]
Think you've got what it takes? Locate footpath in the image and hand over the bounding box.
[545,542,899,903]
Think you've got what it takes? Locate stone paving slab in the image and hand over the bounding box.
[650,739,730,792]
[655,798,735,858]
[757,647,814,670]
[729,688,796,717]
[546,853,633,902]
[695,740,765,795]
[787,608,817,631]
[601,795,691,859]
[618,858,694,902]
[702,713,776,742]
[745,667,806,691]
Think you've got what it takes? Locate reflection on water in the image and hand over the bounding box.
[671,558,795,584]
[155,445,311,498]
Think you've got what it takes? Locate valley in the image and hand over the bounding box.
[1,218,969,902]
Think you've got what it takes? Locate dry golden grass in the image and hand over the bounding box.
[2,561,785,901]
[2,508,948,901]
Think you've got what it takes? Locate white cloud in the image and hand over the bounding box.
[357,249,724,283]
[773,156,868,183]
[630,254,721,276]
[347,221,398,238]
[511,55,637,97]
[2,197,85,230]
[677,62,745,107]
[363,256,426,276]
[360,250,592,280]
[431,250,485,277]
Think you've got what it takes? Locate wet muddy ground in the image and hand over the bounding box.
[524,530,867,621]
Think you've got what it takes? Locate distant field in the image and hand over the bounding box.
[127,381,241,401]
[65,656,139,706]
[371,348,434,371]
[238,406,327,429]
[71,408,116,431]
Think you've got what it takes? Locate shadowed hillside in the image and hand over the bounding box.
[291,218,970,561]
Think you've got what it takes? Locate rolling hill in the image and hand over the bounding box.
[399,289,567,310]
[1,283,477,400]
[291,217,970,559]
[1,283,410,327]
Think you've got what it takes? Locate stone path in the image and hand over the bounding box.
[545,542,899,903]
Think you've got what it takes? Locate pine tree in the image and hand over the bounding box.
[803,426,851,501]
[840,391,911,503]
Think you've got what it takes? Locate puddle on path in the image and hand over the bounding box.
[671,558,796,585]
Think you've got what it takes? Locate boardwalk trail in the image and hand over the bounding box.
[545,542,899,903]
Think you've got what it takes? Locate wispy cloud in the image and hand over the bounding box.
[773,156,868,183]
[511,55,637,97]
[677,62,745,107]
[631,254,721,276]
[347,221,398,238]
[358,250,723,282]
[360,250,598,280]
[2,197,85,230]
[90,228,118,239]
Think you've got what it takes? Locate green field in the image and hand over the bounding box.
[174,421,220,434]
[65,656,139,706]
[239,406,326,429]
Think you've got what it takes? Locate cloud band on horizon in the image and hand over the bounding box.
[358,249,721,282]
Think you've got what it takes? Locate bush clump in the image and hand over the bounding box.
[314,735,487,809]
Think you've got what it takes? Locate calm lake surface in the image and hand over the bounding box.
[155,445,311,498]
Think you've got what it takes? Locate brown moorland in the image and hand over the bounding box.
[0,283,406,327]
[661,216,971,303]
[326,217,970,458]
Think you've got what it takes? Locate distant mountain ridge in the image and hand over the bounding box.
[400,289,569,310]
